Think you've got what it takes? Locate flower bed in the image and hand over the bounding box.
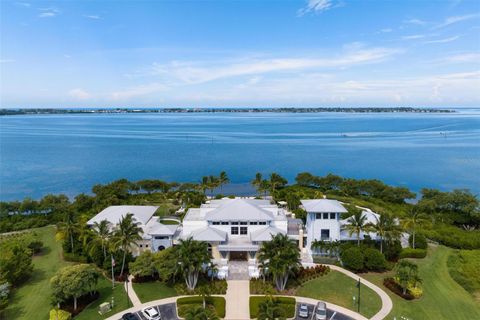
[383,278,415,300]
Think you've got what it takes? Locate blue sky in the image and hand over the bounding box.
[1,0,479,108]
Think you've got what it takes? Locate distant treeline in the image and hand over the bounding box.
[0,107,454,116]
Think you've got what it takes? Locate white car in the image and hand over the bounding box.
[298,303,309,318]
[142,306,161,320]
[315,301,327,320]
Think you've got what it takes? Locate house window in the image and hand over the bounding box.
[258,221,267,225]
[139,244,143,248]
[240,227,248,235]
[154,236,168,240]
[231,227,239,235]
[145,244,149,248]
[320,229,330,240]
[330,212,336,219]
[250,221,258,225]
[212,221,220,225]
[323,212,329,219]
[231,221,239,225]
[240,221,248,225]
[316,213,322,219]
[221,221,229,225]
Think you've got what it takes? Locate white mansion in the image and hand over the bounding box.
[87,198,383,261]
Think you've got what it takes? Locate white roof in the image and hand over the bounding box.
[301,199,348,213]
[205,199,275,221]
[87,205,158,226]
[340,209,380,225]
[188,227,227,242]
[144,217,178,236]
[250,226,286,242]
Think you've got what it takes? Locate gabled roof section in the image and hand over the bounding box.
[301,199,348,213]
[87,205,159,226]
[205,199,275,221]
[250,226,286,242]
[189,227,227,242]
[145,217,178,236]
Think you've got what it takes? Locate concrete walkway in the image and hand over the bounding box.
[225,280,250,319]
[125,275,142,308]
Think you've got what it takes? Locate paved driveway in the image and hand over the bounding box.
[133,303,178,320]
[295,303,354,320]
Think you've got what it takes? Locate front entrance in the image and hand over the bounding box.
[229,251,248,261]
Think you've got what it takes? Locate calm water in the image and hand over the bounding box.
[1,110,479,201]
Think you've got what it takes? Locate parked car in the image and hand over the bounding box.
[121,313,137,320]
[298,303,309,318]
[315,301,327,320]
[142,307,161,320]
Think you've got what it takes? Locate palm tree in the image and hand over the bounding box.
[251,173,263,196]
[311,239,326,256]
[370,213,402,253]
[259,180,271,199]
[257,296,286,320]
[218,171,229,193]
[342,206,370,246]
[111,213,143,277]
[208,175,219,196]
[269,173,287,196]
[184,305,219,320]
[56,210,78,253]
[174,237,212,291]
[401,207,429,249]
[200,176,209,195]
[258,234,301,291]
[90,220,111,260]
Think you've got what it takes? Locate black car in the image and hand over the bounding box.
[122,312,138,320]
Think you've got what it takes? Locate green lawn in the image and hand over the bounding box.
[2,226,74,320]
[75,277,131,320]
[296,270,382,318]
[361,245,480,320]
[249,296,296,319]
[132,281,177,303]
[177,296,226,318]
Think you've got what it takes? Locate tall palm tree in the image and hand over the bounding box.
[90,220,111,260]
[257,296,286,320]
[258,234,300,291]
[259,180,271,199]
[269,173,287,196]
[112,213,143,277]
[174,237,212,291]
[200,176,209,195]
[370,213,402,253]
[251,173,263,196]
[342,206,370,246]
[56,210,78,253]
[184,305,219,320]
[207,175,219,196]
[218,171,229,193]
[401,207,429,249]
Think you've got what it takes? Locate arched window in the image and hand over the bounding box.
[157,245,165,251]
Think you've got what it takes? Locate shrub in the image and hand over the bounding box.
[177,296,226,318]
[249,296,296,319]
[407,284,423,298]
[0,282,9,310]
[383,278,415,300]
[49,309,71,320]
[364,248,386,271]
[62,253,88,263]
[399,248,427,259]
[409,234,427,249]
[421,224,480,249]
[340,247,364,271]
[296,265,330,283]
[175,279,227,295]
[249,278,275,295]
[447,249,480,296]
[383,240,402,261]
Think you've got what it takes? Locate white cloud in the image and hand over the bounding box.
[424,35,459,44]
[15,2,31,8]
[401,34,426,40]
[442,53,480,63]
[297,0,341,16]
[84,15,101,19]
[434,14,480,29]
[68,88,91,100]
[380,28,393,33]
[38,7,61,18]
[403,19,427,26]
[149,47,400,84]
[111,83,168,100]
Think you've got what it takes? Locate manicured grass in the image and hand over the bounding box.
[249,296,296,319]
[159,219,180,225]
[447,249,480,301]
[132,281,177,303]
[296,270,382,318]
[177,296,226,318]
[75,277,131,320]
[2,226,75,320]
[361,245,480,319]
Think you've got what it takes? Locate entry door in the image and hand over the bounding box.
[230,251,247,261]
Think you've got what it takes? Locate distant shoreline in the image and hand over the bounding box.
[0,107,455,116]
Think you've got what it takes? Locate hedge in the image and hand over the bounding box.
[249,296,296,319]
[177,296,226,318]
[364,248,386,271]
[399,248,427,259]
[340,247,364,271]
